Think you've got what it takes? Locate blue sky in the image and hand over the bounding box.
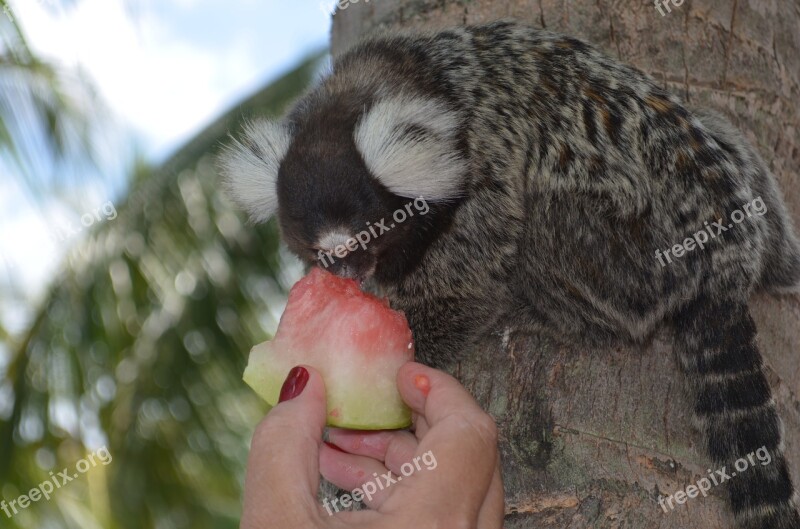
[0,0,332,334]
[10,0,331,159]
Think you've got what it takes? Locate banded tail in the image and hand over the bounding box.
[674,293,800,528]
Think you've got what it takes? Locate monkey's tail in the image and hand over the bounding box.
[674,293,800,529]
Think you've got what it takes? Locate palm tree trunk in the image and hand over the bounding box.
[330,2,800,527]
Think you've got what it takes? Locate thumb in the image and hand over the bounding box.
[241,366,327,528]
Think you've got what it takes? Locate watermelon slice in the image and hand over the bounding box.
[243,267,415,429]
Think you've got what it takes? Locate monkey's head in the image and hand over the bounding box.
[218,94,467,286]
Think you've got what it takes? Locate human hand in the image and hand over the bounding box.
[241,362,504,529]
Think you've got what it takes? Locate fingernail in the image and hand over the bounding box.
[413,374,431,396]
[324,441,347,453]
[279,366,309,402]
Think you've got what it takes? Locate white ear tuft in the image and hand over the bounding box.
[218,120,292,223]
[354,97,467,201]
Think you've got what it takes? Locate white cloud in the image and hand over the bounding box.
[169,0,200,8]
[9,0,261,155]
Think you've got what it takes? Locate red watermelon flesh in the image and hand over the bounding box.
[243,267,415,429]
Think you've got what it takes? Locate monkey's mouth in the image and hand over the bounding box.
[316,249,376,285]
[318,264,375,287]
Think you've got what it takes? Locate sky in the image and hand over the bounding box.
[0,0,332,335]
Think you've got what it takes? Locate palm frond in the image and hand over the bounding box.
[0,0,106,195]
[0,50,326,529]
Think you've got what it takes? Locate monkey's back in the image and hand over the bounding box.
[326,20,799,347]
[366,20,800,343]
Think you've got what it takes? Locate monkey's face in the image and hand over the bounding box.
[219,94,468,287]
[276,136,439,285]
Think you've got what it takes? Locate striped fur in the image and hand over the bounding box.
[675,294,800,528]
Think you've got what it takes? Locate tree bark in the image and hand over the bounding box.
[331,2,800,527]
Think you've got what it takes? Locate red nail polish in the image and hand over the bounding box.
[414,374,431,396]
[324,441,347,453]
[279,366,309,402]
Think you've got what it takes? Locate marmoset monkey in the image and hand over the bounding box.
[219,20,800,529]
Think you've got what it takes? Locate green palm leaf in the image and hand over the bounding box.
[0,0,103,194]
[0,50,327,529]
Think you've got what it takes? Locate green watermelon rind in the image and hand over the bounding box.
[243,342,413,430]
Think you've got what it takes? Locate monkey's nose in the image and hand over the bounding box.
[320,250,375,284]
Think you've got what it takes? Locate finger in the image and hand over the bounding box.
[320,444,396,509]
[477,462,505,529]
[411,413,430,439]
[242,366,327,528]
[327,429,419,474]
[397,362,486,426]
[381,363,499,521]
[382,416,497,523]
